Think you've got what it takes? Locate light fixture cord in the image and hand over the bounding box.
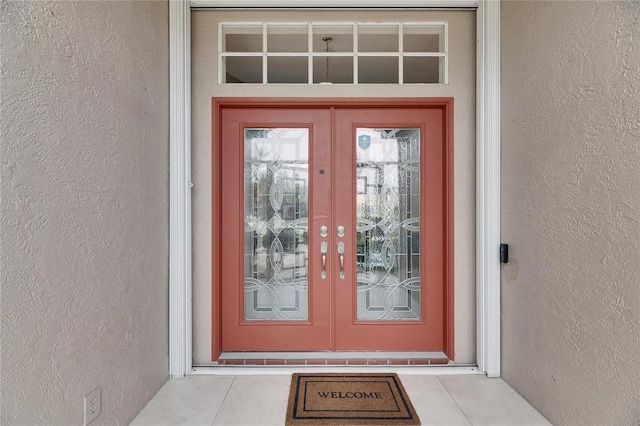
[322,37,333,83]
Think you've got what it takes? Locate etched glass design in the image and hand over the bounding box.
[355,128,421,320]
[244,128,309,320]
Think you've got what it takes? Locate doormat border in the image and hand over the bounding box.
[286,373,420,425]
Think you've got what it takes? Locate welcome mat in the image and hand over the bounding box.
[286,373,420,425]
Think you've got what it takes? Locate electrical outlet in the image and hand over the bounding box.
[84,386,101,425]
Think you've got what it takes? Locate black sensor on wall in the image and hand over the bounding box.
[500,244,509,263]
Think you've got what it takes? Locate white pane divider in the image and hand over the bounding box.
[220,21,448,84]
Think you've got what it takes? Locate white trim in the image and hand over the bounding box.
[169,0,500,379]
[169,0,192,379]
[476,0,501,377]
[192,0,479,8]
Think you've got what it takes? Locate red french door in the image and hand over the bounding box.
[215,99,453,356]
[219,107,332,351]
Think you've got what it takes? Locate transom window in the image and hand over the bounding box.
[219,22,448,85]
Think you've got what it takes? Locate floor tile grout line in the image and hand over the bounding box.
[437,375,475,426]
[211,376,237,426]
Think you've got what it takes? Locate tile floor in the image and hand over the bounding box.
[132,371,550,426]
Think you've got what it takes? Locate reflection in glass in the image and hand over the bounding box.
[356,128,421,320]
[244,129,309,320]
[224,56,262,84]
[223,25,262,52]
[358,57,399,84]
[267,56,308,84]
[312,25,353,52]
[358,24,399,52]
[403,25,443,53]
[267,25,308,52]
[403,56,442,84]
[313,56,354,84]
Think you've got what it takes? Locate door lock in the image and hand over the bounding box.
[337,225,345,238]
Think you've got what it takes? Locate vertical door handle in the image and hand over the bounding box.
[320,241,328,279]
[337,242,345,280]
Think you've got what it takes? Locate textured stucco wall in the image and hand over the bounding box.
[1,1,169,424]
[501,1,640,424]
[191,9,476,364]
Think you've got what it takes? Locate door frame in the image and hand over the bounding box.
[213,98,454,357]
[169,0,501,377]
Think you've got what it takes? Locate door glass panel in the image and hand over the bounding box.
[244,128,309,320]
[355,128,421,320]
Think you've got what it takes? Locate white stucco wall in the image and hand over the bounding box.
[191,9,476,364]
[501,1,640,424]
[1,1,169,424]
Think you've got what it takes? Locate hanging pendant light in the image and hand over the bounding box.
[320,37,333,84]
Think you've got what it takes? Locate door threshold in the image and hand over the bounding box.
[190,365,482,376]
[216,351,449,366]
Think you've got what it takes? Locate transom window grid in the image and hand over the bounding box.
[219,22,448,85]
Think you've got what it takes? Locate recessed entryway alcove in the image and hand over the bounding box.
[190,8,477,367]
